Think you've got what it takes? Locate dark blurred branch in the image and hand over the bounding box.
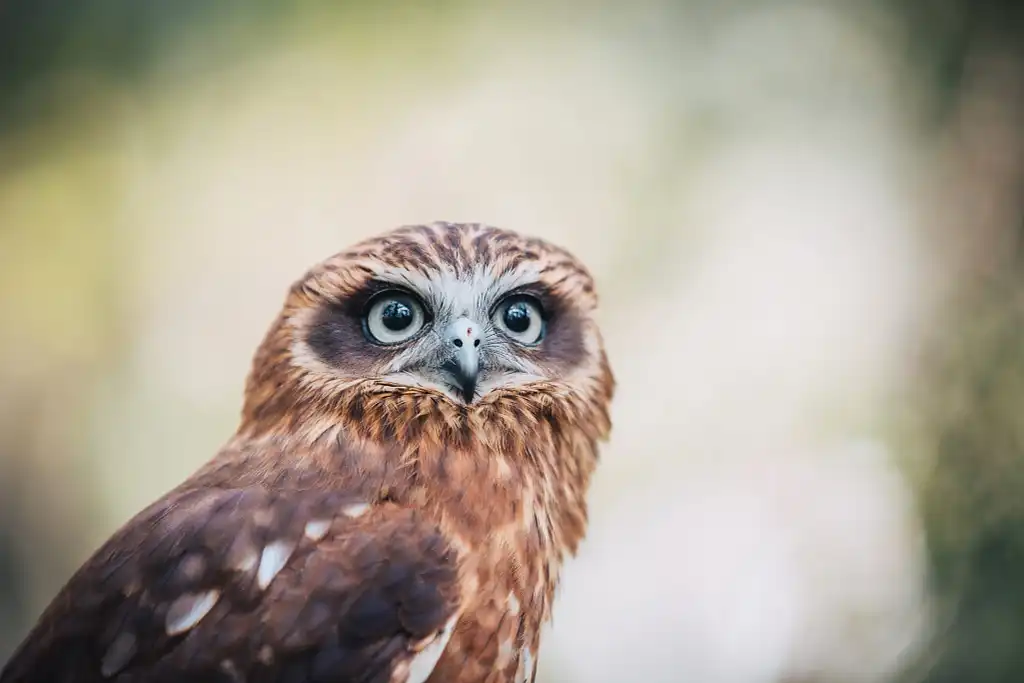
[887,0,1024,117]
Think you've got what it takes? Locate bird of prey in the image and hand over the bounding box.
[1,222,615,683]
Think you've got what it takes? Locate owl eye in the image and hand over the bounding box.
[493,295,545,345]
[364,292,429,345]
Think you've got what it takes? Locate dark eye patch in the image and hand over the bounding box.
[499,284,586,370]
[306,280,414,372]
[340,279,400,318]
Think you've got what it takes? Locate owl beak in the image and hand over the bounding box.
[443,317,481,403]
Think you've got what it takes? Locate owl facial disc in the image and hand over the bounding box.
[295,223,598,409]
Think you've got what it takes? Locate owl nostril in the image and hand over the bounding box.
[453,338,464,348]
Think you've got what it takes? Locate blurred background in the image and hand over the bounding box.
[1,1,1023,681]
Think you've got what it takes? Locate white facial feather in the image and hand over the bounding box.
[290,256,560,403]
[371,263,548,398]
[371,263,541,322]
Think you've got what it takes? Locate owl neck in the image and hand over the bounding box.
[221,383,610,553]
[203,387,609,634]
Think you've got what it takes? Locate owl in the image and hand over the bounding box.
[0,221,614,683]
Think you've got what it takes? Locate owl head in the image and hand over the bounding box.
[241,222,613,443]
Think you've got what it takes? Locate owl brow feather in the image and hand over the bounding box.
[364,264,543,316]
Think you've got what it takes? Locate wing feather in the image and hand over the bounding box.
[0,487,462,683]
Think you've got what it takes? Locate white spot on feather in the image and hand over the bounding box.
[101,631,137,677]
[507,592,521,616]
[515,648,536,683]
[257,541,294,589]
[405,616,458,683]
[497,639,515,667]
[495,456,513,480]
[341,502,370,518]
[165,590,220,635]
[232,548,259,574]
[304,518,332,541]
[219,659,244,682]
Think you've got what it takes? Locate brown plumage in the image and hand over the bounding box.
[0,222,614,683]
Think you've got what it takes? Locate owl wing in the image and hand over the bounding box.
[0,486,462,683]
